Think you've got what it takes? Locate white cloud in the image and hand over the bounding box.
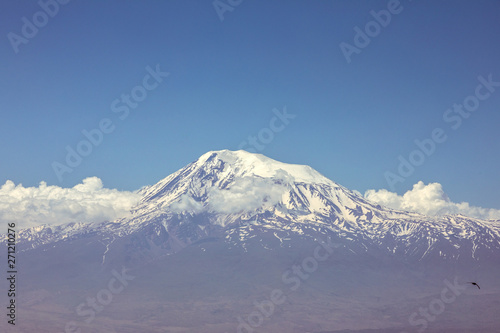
[207,177,286,214]
[170,194,204,214]
[365,181,500,220]
[167,173,289,215]
[0,177,141,229]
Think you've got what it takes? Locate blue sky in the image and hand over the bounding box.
[1,0,499,210]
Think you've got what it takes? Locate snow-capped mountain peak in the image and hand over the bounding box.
[195,149,333,185]
[8,150,500,263]
[133,149,363,223]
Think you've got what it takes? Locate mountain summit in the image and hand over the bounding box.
[136,149,335,215]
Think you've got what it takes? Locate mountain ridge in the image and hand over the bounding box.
[7,150,500,264]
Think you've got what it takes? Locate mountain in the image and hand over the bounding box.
[2,150,500,333]
[12,149,500,262]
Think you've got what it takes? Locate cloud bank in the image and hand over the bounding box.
[0,177,141,229]
[365,181,500,220]
[4,176,497,231]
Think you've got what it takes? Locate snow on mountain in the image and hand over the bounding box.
[6,150,500,262]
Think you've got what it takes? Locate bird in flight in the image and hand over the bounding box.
[467,282,480,289]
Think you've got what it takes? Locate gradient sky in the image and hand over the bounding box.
[1,0,499,209]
